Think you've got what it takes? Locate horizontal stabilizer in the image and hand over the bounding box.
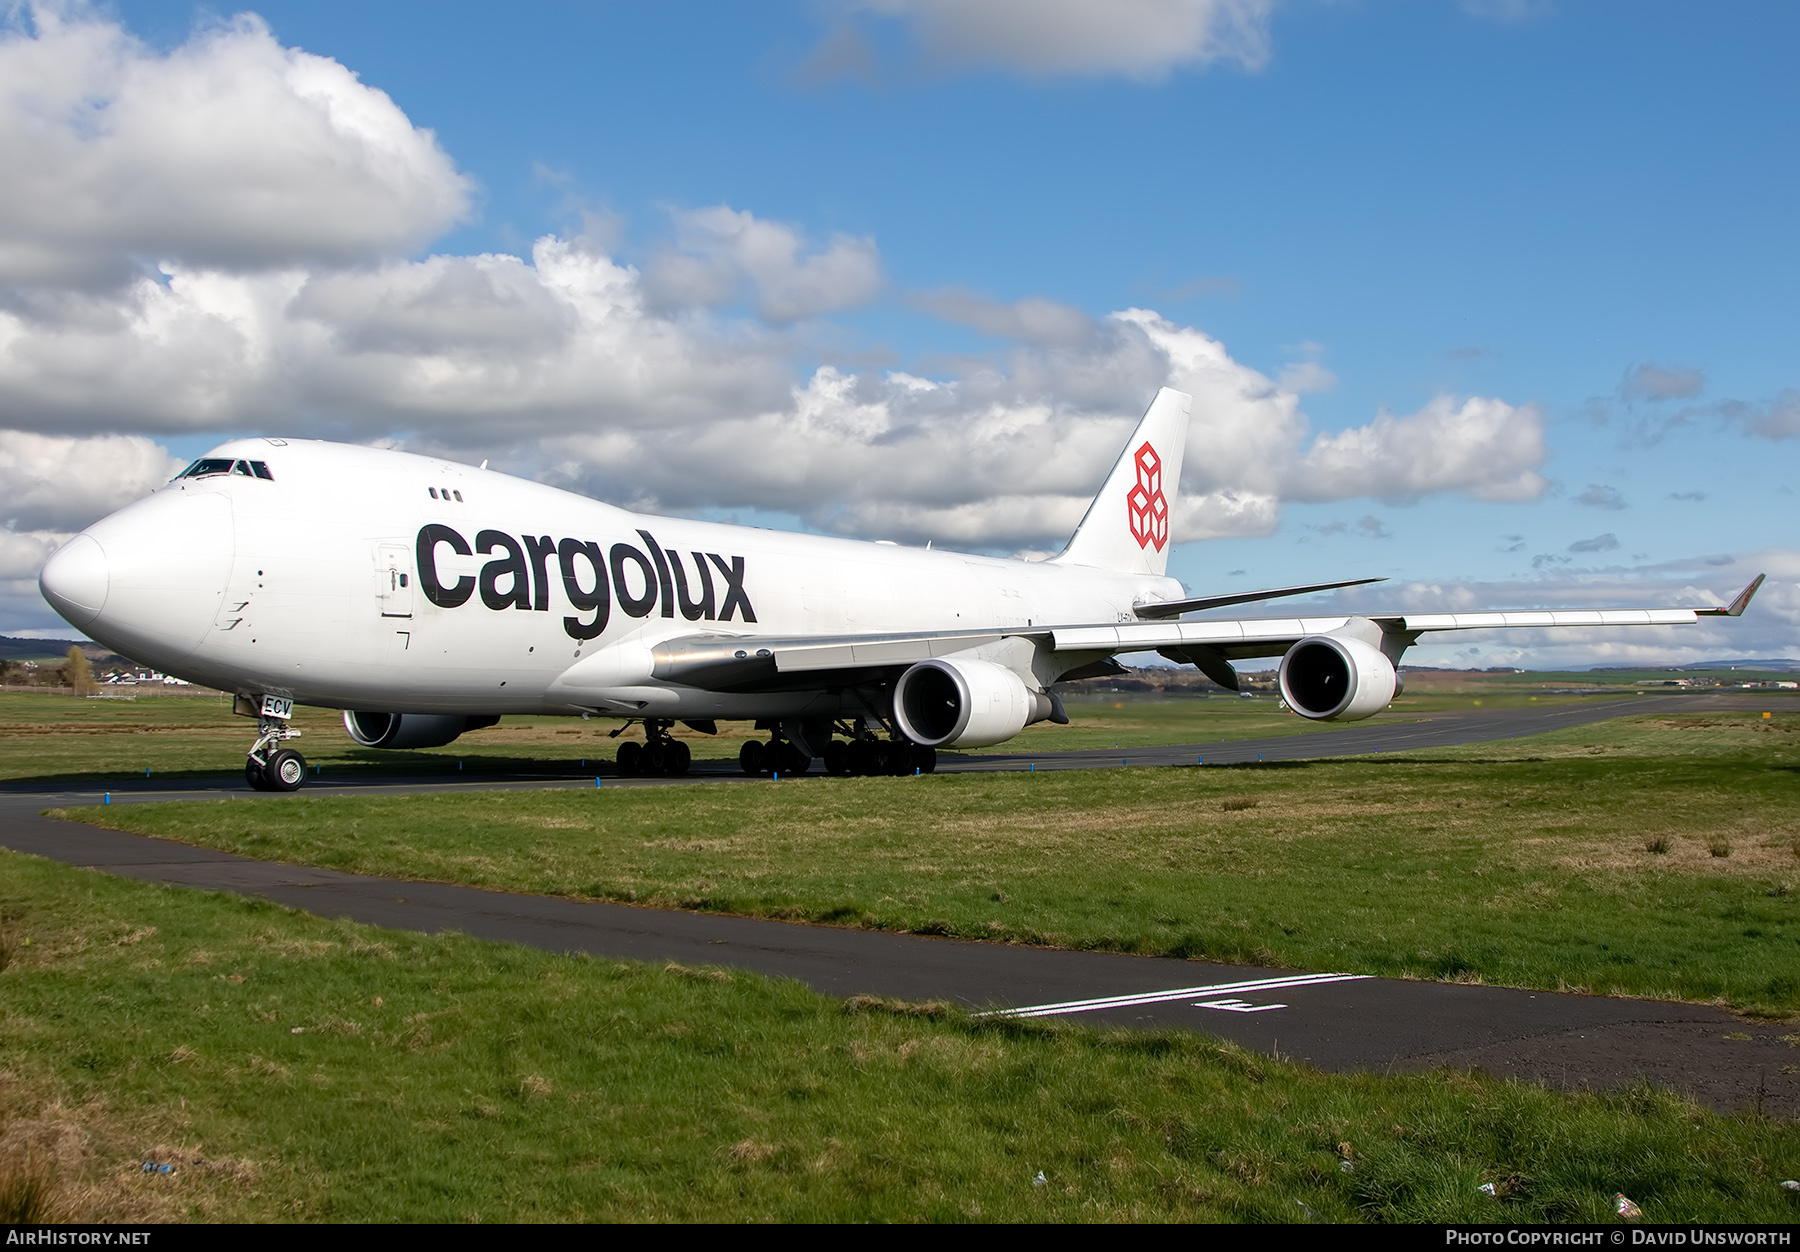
[1135,577,1387,619]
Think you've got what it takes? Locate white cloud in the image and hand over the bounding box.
[1727,388,1800,440]
[1460,0,1556,23]
[0,528,66,580]
[0,6,470,288]
[1574,483,1627,510]
[0,429,181,632]
[1306,515,1389,541]
[1,225,1549,555]
[1276,360,1337,394]
[1594,368,1800,446]
[843,0,1274,80]
[907,289,1095,346]
[1568,533,1620,554]
[0,228,1549,558]
[1121,326,1540,526]
[0,236,799,437]
[642,206,883,323]
[1622,363,1704,401]
[1285,394,1548,504]
[293,254,576,355]
[0,429,183,531]
[532,312,1543,549]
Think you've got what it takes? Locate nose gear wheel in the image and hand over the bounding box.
[245,707,305,791]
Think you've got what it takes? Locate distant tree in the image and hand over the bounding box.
[0,658,14,685]
[63,645,96,695]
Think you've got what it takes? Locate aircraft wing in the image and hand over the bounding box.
[650,575,1763,695]
[1076,573,1764,663]
[1061,603,1733,658]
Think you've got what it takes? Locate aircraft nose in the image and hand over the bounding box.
[51,491,236,663]
[39,534,110,628]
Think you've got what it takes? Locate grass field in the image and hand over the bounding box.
[65,711,1800,1014]
[0,686,1671,783]
[3,849,1796,1223]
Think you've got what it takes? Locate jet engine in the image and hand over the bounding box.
[1277,635,1397,721]
[892,658,1053,748]
[343,711,500,749]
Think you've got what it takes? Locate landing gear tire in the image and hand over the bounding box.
[848,739,877,777]
[913,744,937,774]
[617,741,643,775]
[665,740,692,776]
[266,748,307,792]
[739,740,765,776]
[760,741,810,777]
[245,757,270,791]
[824,740,850,776]
[642,741,668,775]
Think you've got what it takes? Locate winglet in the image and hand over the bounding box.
[1697,573,1765,617]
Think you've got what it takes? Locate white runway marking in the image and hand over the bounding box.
[1194,998,1286,1013]
[980,972,1369,1019]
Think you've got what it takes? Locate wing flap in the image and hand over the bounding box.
[1052,617,1350,653]
[1398,608,1699,631]
[775,633,1008,672]
[652,629,1022,690]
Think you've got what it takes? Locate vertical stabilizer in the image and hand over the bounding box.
[1051,387,1191,576]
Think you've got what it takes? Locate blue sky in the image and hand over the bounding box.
[2,0,1795,664]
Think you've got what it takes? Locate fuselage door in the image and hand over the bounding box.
[376,542,415,619]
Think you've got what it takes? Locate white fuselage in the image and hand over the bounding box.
[50,438,1179,719]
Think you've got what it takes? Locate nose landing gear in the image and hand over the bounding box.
[244,703,306,791]
[249,746,307,791]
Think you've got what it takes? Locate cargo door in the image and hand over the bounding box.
[375,542,414,619]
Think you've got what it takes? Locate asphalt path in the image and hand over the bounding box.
[4,692,1795,1117]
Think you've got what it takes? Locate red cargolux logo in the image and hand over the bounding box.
[1126,442,1168,552]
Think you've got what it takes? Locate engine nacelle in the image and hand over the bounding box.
[1277,635,1397,721]
[343,711,499,749]
[893,658,1050,748]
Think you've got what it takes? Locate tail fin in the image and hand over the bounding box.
[1052,387,1191,576]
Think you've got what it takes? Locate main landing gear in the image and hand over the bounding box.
[245,711,307,792]
[738,735,811,777]
[738,722,936,778]
[827,736,935,777]
[615,719,692,777]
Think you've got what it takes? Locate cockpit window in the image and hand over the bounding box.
[175,457,276,482]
